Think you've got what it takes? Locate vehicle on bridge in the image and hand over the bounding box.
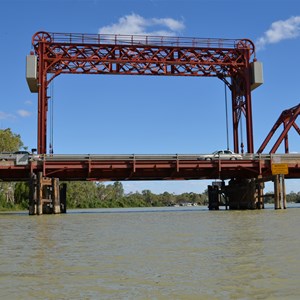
[200,150,243,160]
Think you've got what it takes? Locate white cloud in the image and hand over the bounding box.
[17,110,31,117]
[0,111,15,121]
[256,16,300,50]
[25,100,33,105]
[99,13,185,36]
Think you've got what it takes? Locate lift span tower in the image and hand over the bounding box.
[26,31,263,154]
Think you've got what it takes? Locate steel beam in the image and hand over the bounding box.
[257,104,300,154]
[2,154,300,181]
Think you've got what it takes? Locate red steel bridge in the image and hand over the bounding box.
[1,31,299,213]
[1,154,300,182]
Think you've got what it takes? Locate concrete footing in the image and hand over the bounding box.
[29,172,66,215]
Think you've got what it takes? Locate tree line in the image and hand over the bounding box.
[1,180,300,211]
[0,180,209,210]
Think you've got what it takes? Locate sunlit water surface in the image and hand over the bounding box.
[1,205,300,299]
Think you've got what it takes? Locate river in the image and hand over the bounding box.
[1,205,300,299]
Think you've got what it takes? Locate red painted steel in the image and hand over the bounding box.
[31,31,256,154]
[257,104,300,154]
[1,156,300,182]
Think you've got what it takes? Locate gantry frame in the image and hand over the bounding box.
[30,31,256,154]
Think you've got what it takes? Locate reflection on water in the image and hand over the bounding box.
[1,205,300,299]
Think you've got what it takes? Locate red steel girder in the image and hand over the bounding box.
[2,156,300,181]
[257,103,300,154]
[31,32,256,154]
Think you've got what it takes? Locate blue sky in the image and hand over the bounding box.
[0,0,300,193]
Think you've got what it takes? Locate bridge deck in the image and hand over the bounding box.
[0,154,299,181]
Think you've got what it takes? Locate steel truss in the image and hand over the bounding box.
[257,103,300,153]
[31,31,256,154]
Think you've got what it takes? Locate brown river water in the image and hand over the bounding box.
[1,205,300,300]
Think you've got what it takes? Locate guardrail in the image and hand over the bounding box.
[34,153,293,161]
[34,31,253,51]
[1,153,300,162]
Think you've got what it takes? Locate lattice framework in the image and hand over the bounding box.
[31,31,256,154]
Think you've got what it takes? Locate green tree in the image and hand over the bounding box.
[113,181,124,199]
[66,181,98,208]
[159,191,175,206]
[14,182,29,209]
[142,189,155,206]
[0,128,24,152]
[286,191,300,203]
[0,129,25,210]
[125,192,147,207]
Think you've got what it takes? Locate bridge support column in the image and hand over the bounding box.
[208,185,220,210]
[208,178,266,210]
[282,175,287,209]
[223,179,257,209]
[37,172,45,215]
[60,183,67,214]
[256,175,264,209]
[52,178,61,214]
[29,173,37,215]
[28,173,65,215]
[273,175,286,209]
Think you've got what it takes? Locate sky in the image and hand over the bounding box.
[0,0,300,194]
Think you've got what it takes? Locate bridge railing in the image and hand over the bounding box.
[33,31,254,52]
[29,153,274,161]
[2,153,300,163]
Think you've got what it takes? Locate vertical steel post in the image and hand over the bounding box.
[244,65,254,154]
[231,81,239,153]
[37,42,48,154]
[284,123,289,153]
[231,50,254,154]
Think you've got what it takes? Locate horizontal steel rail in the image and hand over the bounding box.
[33,31,255,53]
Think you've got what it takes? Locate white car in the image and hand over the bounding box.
[201,150,242,160]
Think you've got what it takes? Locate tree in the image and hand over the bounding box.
[142,189,155,205]
[66,181,98,208]
[0,128,24,152]
[113,181,124,199]
[286,191,300,203]
[14,182,29,209]
[0,129,25,210]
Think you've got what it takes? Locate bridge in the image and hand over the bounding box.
[1,152,299,213]
[1,153,300,181]
[1,31,299,214]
